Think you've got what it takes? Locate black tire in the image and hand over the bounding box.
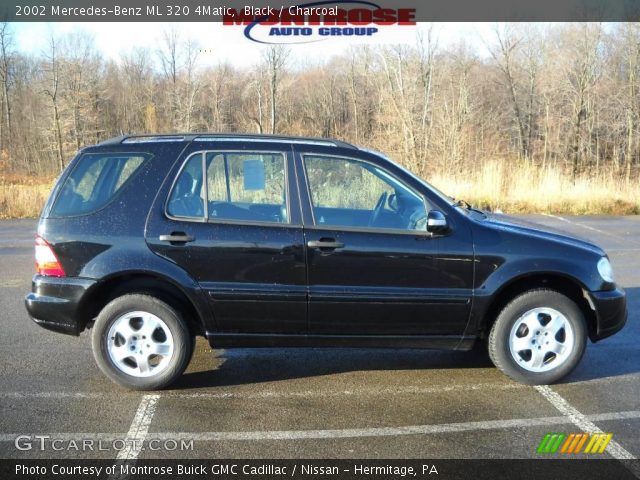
[488,289,587,385]
[92,294,193,390]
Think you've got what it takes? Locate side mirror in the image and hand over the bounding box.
[427,210,448,234]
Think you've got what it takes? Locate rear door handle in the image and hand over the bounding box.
[307,239,345,249]
[159,232,195,244]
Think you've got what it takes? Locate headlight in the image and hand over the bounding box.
[597,257,614,283]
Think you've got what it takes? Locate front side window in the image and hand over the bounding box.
[51,153,148,217]
[303,155,428,231]
[167,151,288,224]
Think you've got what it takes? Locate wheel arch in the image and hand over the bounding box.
[478,273,597,342]
[78,272,208,336]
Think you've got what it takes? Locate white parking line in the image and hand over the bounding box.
[542,213,610,235]
[535,385,638,478]
[541,213,640,247]
[145,410,640,442]
[1,410,639,443]
[3,374,639,400]
[116,394,160,461]
[164,382,526,399]
[0,383,526,400]
[535,386,635,460]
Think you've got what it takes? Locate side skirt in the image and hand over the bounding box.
[206,332,477,351]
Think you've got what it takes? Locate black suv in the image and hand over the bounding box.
[25,134,627,390]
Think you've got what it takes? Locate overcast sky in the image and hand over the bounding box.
[12,22,497,67]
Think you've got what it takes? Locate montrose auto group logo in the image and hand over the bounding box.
[223,1,416,44]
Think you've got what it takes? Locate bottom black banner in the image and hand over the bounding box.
[2,459,639,480]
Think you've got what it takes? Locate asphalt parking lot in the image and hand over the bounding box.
[0,216,638,462]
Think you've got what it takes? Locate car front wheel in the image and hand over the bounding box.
[488,289,587,385]
[92,294,193,390]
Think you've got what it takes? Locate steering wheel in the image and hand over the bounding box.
[368,191,388,227]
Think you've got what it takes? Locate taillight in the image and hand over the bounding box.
[35,236,65,277]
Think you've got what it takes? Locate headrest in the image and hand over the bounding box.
[175,171,195,197]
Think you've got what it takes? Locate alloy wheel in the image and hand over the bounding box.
[508,307,575,373]
[106,311,175,377]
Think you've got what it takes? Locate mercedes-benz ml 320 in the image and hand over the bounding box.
[25,134,627,390]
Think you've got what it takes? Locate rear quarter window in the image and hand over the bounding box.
[51,153,150,217]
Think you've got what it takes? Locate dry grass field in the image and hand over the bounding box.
[431,161,640,215]
[1,162,639,219]
[0,174,54,219]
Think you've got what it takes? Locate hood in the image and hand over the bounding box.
[482,213,605,256]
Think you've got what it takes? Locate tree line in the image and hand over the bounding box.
[1,22,640,184]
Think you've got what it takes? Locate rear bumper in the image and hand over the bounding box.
[589,287,628,341]
[25,275,96,336]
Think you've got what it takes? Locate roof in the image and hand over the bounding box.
[97,133,358,149]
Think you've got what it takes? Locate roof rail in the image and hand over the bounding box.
[121,135,189,144]
[98,133,357,149]
[193,136,338,147]
[193,133,356,149]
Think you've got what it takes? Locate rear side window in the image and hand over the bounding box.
[51,153,149,217]
[167,151,288,224]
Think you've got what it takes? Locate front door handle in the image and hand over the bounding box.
[159,232,195,244]
[307,239,345,250]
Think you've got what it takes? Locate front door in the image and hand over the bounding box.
[146,145,307,334]
[297,152,473,336]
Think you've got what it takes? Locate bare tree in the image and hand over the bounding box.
[121,47,154,132]
[347,47,360,143]
[42,34,65,172]
[0,22,638,191]
[379,45,419,169]
[206,62,231,132]
[488,24,529,159]
[618,23,640,182]
[0,22,13,154]
[564,24,602,179]
[417,26,438,162]
[521,24,545,161]
[263,45,289,134]
[250,64,266,134]
[182,37,200,131]
[158,28,181,130]
[60,31,99,150]
[437,44,474,173]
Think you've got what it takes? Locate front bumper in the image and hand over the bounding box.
[589,287,627,341]
[25,275,96,336]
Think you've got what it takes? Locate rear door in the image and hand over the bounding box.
[295,149,474,337]
[145,142,307,334]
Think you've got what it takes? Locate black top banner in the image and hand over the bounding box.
[1,0,639,22]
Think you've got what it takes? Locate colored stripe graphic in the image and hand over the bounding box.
[560,433,576,453]
[537,433,552,453]
[568,433,587,453]
[537,433,565,453]
[584,433,613,454]
[539,433,613,454]
[573,433,589,453]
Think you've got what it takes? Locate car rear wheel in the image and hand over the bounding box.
[92,294,193,390]
[488,289,587,385]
